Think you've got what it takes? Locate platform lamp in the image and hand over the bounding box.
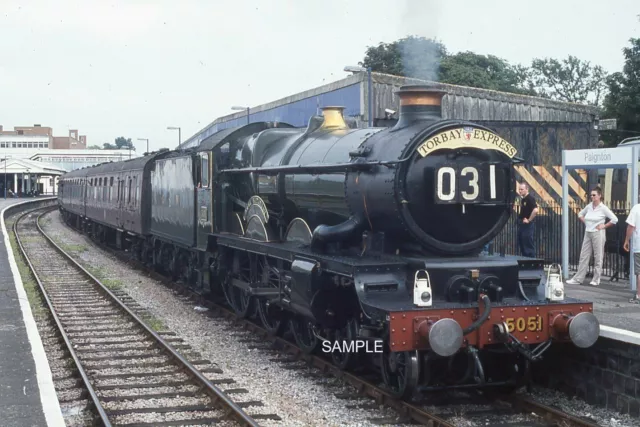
[137,138,149,155]
[167,126,181,147]
[344,65,373,126]
[231,106,250,125]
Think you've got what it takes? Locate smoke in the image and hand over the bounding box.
[399,0,444,82]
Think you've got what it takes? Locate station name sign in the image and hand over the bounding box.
[417,127,517,158]
[564,146,633,167]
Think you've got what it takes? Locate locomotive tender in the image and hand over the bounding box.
[58,84,600,398]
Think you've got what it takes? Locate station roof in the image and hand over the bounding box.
[0,157,67,175]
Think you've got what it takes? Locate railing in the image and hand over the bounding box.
[488,201,632,281]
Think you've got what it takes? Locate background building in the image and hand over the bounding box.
[179,71,600,205]
[30,149,140,172]
[0,124,138,196]
[0,124,87,150]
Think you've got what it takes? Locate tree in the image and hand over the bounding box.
[359,37,609,102]
[360,37,534,95]
[87,144,101,149]
[115,137,135,150]
[439,52,537,95]
[602,38,640,144]
[103,142,117,149]
[528,55,608,106]
[360,36,447,81]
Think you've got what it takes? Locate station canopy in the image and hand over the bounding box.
[0,157,67,176]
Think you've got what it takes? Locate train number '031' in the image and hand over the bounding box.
[505,316,543,333]
[434,164,504,204]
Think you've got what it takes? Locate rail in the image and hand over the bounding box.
[14,205,263,427]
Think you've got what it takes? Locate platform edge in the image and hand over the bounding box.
[1,200,65,427]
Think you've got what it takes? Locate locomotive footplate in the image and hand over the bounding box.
[214,233,407,275]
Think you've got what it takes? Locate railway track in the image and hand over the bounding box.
[14,206,278,427]
[45,206,603,427]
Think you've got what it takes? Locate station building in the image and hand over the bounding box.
[179,71,601,204]
[0,124,138,197]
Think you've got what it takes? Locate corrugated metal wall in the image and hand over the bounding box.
[183,73,599,179]
[371,79,596,124]
[181,83,362,149]
[482,122,596,164]
[480,122,598,202]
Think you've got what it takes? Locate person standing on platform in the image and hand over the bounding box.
[624,202,640,303]
[517,183,538,257]
[566,187,618,286]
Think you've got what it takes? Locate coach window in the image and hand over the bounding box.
[128,177,132,204]
[110,177,114,201]
[133,176,138,206]
[201,153,209,188]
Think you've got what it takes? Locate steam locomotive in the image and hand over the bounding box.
[58,84,600,398]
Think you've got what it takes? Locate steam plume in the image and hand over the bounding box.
[400,0,443,82]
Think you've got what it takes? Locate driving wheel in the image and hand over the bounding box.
[289,317,320,354]
[256,255,286,335]
[381,345,419,399]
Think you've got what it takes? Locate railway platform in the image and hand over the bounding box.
[0,198,65,426]
[565,276,640,338]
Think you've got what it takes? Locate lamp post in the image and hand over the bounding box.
[1,157,7,199]
[167,126,181,146]
[344,65,373,126]
[231,106,250,125]
[137,138,149,155]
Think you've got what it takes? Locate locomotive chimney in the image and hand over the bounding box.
[319,106,348,130]
[392,84,446,129]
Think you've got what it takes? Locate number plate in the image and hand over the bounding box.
[434,163,507,204]
[505,315,544,333]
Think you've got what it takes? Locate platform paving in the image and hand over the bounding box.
[0,198,64,426]
[564,272,640,332]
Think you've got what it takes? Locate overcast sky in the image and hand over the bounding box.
[0,0,638,152]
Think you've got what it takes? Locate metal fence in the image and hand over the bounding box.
[488,201,632,281]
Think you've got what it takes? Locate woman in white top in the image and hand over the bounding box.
[566,186,618,286]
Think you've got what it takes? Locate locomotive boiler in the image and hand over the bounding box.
[223,86,515,256]
[57,84,601,399]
